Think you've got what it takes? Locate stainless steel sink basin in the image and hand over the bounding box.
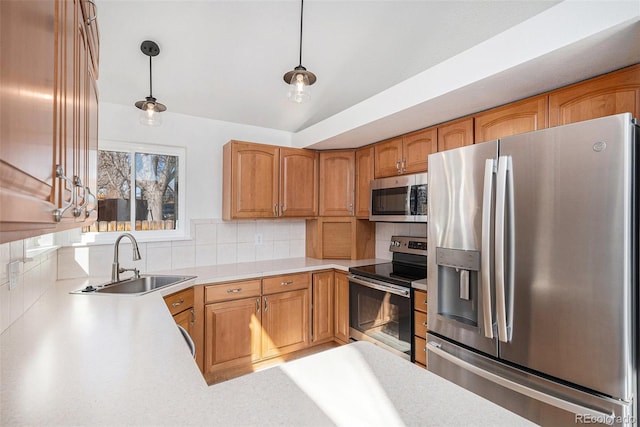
[73,275,196,296]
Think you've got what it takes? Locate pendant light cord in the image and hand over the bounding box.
[298,0,304,66]
[148,55,153,98]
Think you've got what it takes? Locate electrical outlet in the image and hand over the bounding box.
[254,233,263,245]
[8,261,20,290]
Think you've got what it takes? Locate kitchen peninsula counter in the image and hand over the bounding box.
[1,257,532,426]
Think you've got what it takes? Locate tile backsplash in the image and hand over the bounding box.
[0,241,58,334]
[56,219,307,280]
[1,218,426,335]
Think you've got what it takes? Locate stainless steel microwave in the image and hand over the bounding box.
[369,173,428,222]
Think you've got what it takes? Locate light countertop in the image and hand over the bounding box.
[1,257,532,426]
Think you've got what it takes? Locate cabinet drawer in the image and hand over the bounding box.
[414,335,427,367]
[414,310,428,339]
[262,273,310,295]
[164,287,194,316]
[205,280,261,303]
[413,290,427,313]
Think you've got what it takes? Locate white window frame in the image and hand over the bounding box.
[81,140,188,244]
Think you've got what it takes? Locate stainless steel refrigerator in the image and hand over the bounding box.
[426,113,638,426]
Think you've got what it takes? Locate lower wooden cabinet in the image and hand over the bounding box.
[261,289,310,358]
[204,296,262,375]
[334,271,350,344]
[202,274,312,382]
[164,287,202,370]
[312,271,335,344]
[413,289,428,369]
[200,270,351,383]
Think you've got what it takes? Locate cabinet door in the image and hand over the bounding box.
[437,117,474,151]
[374,137,403,178]
[319,151,355,216]
[334,271,350,343]
[261,289,310,358]
[475,96,548,143]
[402,127,436,174]
[174,308,195,344]
[280,148,318,217]
[204,297,261,376]
[224,142,279,219]
[354,146,374,219]
[312,271,334,344]
[0,0,58,240]
[549,64,640,127]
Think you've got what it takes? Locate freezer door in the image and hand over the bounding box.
[497,113,636,401]
[427,334,634,426]
[427,140,499,356]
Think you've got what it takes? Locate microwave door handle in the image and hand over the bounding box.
[495,155,512,343]
[481,159,495,339]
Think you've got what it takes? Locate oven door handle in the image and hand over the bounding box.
[347,275,411,297]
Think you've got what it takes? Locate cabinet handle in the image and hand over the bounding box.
[396,159,401,174]
[83,187,96,218]
[422,321,428,327]
[280,280,294,286]
[190,308,195,326]
[53,165,75,222]
[281,204,286,215]
[256,298,261,313]
[171,298,184,307]
[402,158,407,173]
[349,203,353,215]
[85,0,97,25]
[424,300,428,306]
[274,204,278,217]
[264,296,268,312]
[226,287,243,294]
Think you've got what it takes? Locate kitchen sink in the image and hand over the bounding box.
[72,275,196,296]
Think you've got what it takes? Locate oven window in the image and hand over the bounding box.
[349,282,411,355]
[371,187,409,215]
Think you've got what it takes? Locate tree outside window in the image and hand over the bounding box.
[84,149,179,232]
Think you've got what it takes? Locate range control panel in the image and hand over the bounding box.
[389,235,428,256]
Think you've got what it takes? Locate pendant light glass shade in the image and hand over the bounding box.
[135,40,166,126]
[285,66,315,103]
[283,0,316,103]
[135,96,166,126]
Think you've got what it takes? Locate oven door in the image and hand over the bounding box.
[347,274,412,360]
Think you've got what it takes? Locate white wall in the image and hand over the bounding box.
[99,102,293,220]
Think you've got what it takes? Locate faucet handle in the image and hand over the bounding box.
[119,267,140,279]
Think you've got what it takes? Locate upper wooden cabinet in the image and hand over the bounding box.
[403,127,437,173]
[223,141,318,220]
[354,146,374,219]
[437,117,474,152]
[549,64,640,127]
[474,96,548,143]
[0,0,98,244]
[280,148,319,217]
[374,128,433,178]
[319,150,355,216]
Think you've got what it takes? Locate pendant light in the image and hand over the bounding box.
[283,0,316,103]
[134,40,166,126]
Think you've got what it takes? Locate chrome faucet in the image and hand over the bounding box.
[112,233,142,283]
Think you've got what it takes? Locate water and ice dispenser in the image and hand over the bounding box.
[435,247,481,327]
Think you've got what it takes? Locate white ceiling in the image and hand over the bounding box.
[97,1,640,149]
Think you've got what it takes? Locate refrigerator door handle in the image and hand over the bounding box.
[481,159,495,339]
[427,342,616,423]
[495,155,512,342]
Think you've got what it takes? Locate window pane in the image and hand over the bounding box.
[96,150,131,232]
[134,152,178,231]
